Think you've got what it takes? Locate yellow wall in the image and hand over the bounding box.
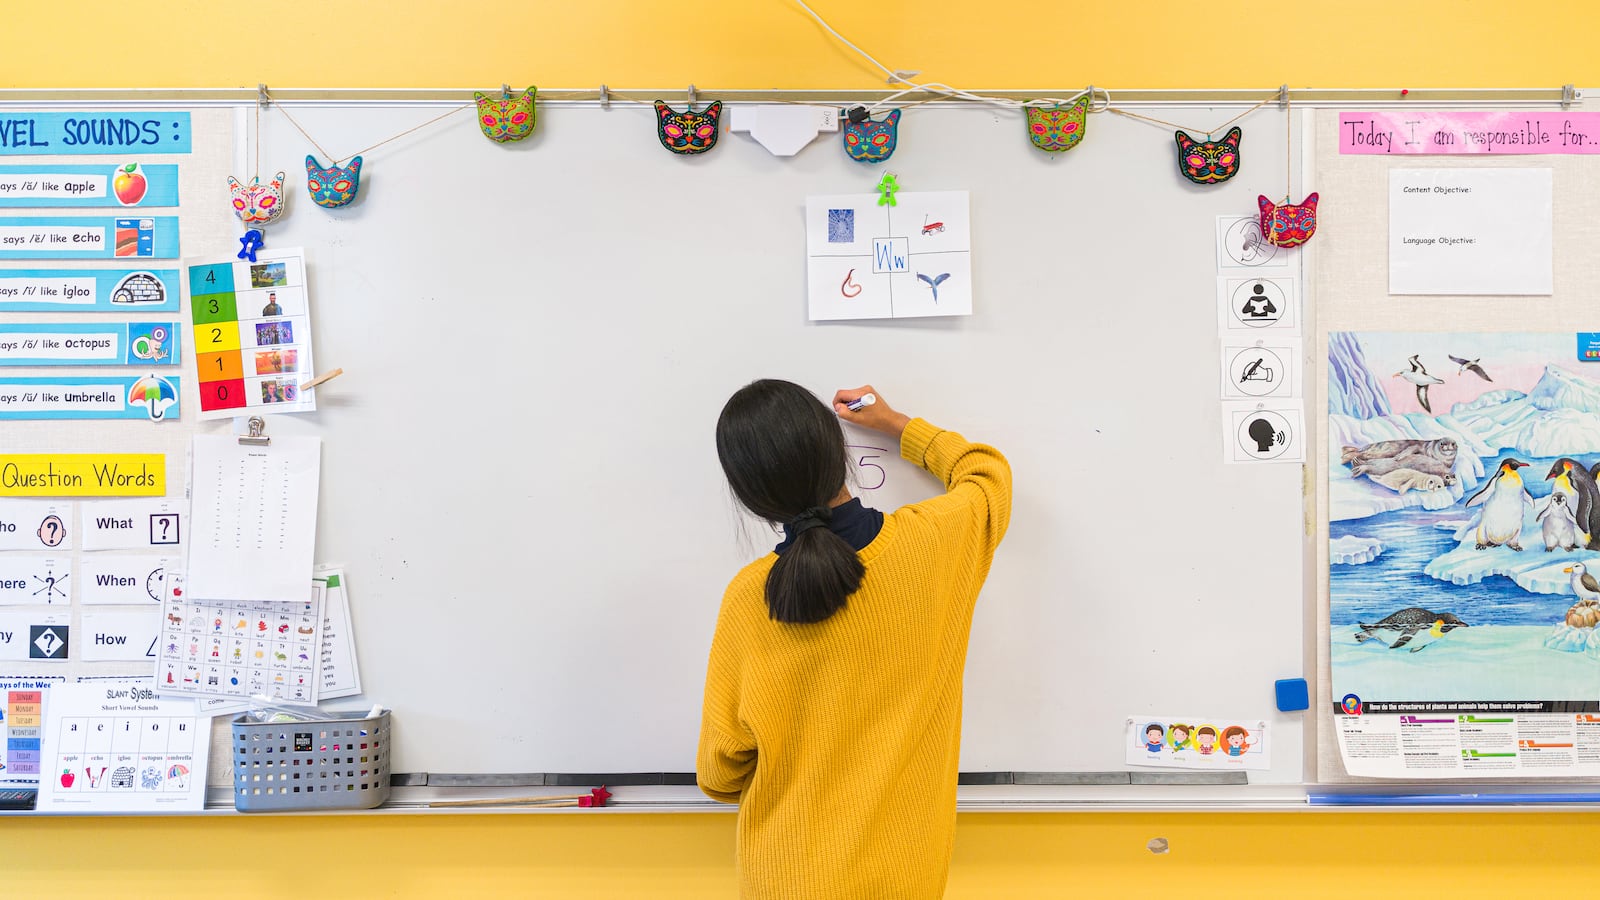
[9,1,1600,896]
[7,0,1600,89]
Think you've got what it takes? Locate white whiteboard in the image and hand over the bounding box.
[244,101,1308,781]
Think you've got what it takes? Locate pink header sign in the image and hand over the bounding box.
[1339,111,1600,154]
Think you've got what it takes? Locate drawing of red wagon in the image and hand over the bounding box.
[921,215,945,235]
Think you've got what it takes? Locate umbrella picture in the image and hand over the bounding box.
[127,374,178,420]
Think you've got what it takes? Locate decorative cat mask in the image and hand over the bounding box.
[1258,193,1319,247]
[654,100,722,155]
[842,108,900,163]
[227,171,286,224]
[1024,97,1090,152]
[1175,127,1241,185]
[305,155,362,209]
[476,87,537,143]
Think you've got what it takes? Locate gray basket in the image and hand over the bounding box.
[231,710,391,811]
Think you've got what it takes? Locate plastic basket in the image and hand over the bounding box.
[231,710,391,811]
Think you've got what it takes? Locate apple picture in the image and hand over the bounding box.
[59,769,75,788]
[112,163,147,206]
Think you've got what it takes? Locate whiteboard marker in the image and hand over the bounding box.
[846,393,877,412]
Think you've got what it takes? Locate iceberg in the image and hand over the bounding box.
[1543,623,1600,657]
[1328,332,1392,420]
[1330,536,1383,565]
[1446,366,1600,458]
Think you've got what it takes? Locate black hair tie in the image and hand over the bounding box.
[788,505,833,536]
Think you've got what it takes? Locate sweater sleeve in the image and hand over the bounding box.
[899,417,1013,548]
[696,600,757,804]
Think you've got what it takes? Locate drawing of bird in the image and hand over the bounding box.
[1448,354,1493,382]
[1392,355,1445,413]
[1566,562,1600,602]
[916,272,950,302]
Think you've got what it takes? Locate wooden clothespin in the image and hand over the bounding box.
[299,367,343,392]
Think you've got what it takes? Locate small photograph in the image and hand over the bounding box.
[250,262,288,288]
[253,349,299,375]
[259,379,299,404]
[254,321,293,346]
[260,291,283,317]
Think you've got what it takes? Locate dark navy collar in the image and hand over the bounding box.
[774,497,883,555]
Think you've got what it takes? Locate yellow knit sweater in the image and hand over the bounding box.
[698,417,1012,900]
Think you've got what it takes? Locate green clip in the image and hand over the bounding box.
[876,172,899,207]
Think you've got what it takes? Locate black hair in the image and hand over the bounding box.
[716,379,865,624]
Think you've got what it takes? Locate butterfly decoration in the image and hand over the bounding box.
[654,100,722,155]
[1024,97,1090,153]
[1258,193,1319,247]
[842,108,901,163]
[476,87,537,143]
[227,171,287,225]
[1175,127,1241,185]
[305,155,362,209]
[917,272,951,302]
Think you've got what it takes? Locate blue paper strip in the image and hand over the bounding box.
[0,165,179,207]
[0,322,180,367]
[0,113,191,156]
[0,375,181,420]
[0,216,179,259]
[0,268,179,312]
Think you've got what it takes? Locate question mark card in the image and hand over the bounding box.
[0,611,69,661]
[0,501,72,551]
[0,557,71,605]
[80,498,185,551]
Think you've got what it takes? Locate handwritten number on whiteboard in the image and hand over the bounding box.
[849,445,888,490]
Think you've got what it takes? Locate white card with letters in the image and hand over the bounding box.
[36,681,207,812]
[806,191,972,320]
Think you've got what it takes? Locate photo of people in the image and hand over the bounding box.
[261,291,282,316]
[260,379,299,404]
[254,349,299,375]
[255,322,294,346]
[250,262,288,288]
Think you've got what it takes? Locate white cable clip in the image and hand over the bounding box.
[686,84,697,107]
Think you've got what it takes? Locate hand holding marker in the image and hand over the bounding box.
[834,385,911,439]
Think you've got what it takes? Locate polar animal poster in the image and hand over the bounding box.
[805,191,972,320]
[1330,332,1600,776]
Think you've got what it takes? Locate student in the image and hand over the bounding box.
[698,379,1012,900]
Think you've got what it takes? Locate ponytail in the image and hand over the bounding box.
[716,379,865,624]
[764,526,865,624]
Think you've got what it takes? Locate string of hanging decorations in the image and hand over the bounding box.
[213,0,1575,255]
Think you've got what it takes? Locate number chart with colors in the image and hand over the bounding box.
[187,248,316,418]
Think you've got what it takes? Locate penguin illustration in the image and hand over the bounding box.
[1565,563,1600,603]
[1538,490,1581,552]
[1354,607,1469,652]
[1392,355,1445,414]
[1466,458,1533,551]
[1546,458,1600,549]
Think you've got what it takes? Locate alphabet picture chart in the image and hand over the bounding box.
[186,247,316,418]
[36,681,207,812]
[154,571,324,705]
[805,191,973,320]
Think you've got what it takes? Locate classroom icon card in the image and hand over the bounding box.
[1216,214,1290,271]
[1127,716,1270,770]
[1220,343,1300,399]
[1217,275,1299,334]
[1223,401,1305,464]
[805,191,973,320]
